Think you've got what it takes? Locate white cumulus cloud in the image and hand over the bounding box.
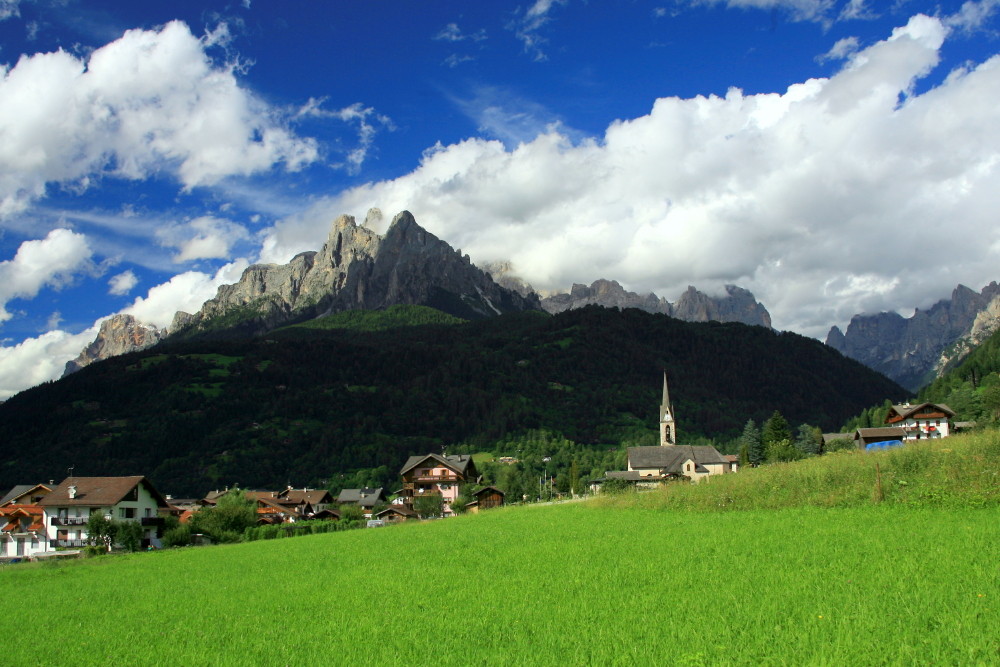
[260,14,1000,340]
[0,228,93,322]
[0,258,248,400]
[0,327,98,401]
[108,269,138,295]
[0,20,318,217]
[156,216,250,263]
[124,259,249,329]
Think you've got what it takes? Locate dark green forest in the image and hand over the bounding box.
[0,305,905,496]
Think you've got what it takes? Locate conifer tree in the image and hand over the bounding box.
[794,423,822,455]
[761,411,792,457]
[740,419,764,467]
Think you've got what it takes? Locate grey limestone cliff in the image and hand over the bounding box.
[540,279,772,328]
[826,282,1000,391]
[63,314,165,376]
[170,210,541,339]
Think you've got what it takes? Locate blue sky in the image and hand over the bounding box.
[2,0,1000,398]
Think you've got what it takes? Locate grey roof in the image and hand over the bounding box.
[1,485,36,507]
[888,403,956,420]
[855,427,907,440]
[399,453,475,477]
[628,445,729,473]
[605,471,644,481]
[337,487,385,508]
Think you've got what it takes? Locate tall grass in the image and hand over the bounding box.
[3,431,997,665]
[598,429,1000,512]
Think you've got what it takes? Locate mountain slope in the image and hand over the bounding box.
[0,305,905,496]
[826,282,1000,390]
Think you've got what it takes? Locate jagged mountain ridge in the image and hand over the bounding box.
[538,279,772,328]
[65,210,542,373]
[169,210,541,340]
[826,282,1000,391]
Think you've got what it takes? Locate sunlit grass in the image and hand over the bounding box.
[597,428,1000,513]
[5,431,998,665]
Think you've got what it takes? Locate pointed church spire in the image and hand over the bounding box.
[659,371,677,446]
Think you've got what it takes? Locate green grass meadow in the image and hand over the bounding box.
[5,433,1000,665]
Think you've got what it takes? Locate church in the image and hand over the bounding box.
[613,373,737,483]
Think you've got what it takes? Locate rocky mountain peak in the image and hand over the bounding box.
[63,314,164,376]
[167,210,540,339]
[826,281,1000,390]
[539,279,771,328]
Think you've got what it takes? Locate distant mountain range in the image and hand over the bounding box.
[537,280,771,328]
[57,209,1000,395]
[826,282,1000,391]
[66,212,773,373]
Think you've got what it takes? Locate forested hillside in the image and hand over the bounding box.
[0,305,904,496]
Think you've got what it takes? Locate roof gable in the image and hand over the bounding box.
[399,453,475,477]
[0,483,51,507]
[887,402,956,421]
[39,476,169,508]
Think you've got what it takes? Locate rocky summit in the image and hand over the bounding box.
[64,314,165,376]
[826,282,1000,391]
[170,210,541,339]
[540,279,772,328]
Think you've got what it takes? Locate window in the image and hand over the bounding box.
[118,507,136,519]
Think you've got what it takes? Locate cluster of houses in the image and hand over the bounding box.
[1,452,505,561]
[835,402,965,450]
[2,372,964,561]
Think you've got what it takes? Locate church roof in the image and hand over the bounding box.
[628,446,728,471]
[660,372,674,416]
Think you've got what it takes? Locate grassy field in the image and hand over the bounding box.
[4,433,999,665]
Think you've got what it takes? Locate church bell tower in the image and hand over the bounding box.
[659,372,677,446]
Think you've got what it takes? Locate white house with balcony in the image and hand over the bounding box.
[884,402,956,440]
[39,476,170,549]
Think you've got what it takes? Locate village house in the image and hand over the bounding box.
[854,426,907,449]
[0,483,52,507]
[399,453,479,517]
[39,476,170,549]
[336,487,387,517]
[853,402,958,449]
[374,505,417,523]
[276,487,334,515]
[0,503,50,560]
[465,486,505,513]
[200,488,313,524]
[884,402,956,440]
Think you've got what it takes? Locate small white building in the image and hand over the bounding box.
[885,402,956,440]
[39,476,170,549]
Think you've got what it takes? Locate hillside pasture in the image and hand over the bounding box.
[4,504,997,665]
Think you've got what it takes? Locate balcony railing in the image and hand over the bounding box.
[140,517,164,527]
[51,539,86,548]
[50,516,88,526]
[408,475,459,483]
